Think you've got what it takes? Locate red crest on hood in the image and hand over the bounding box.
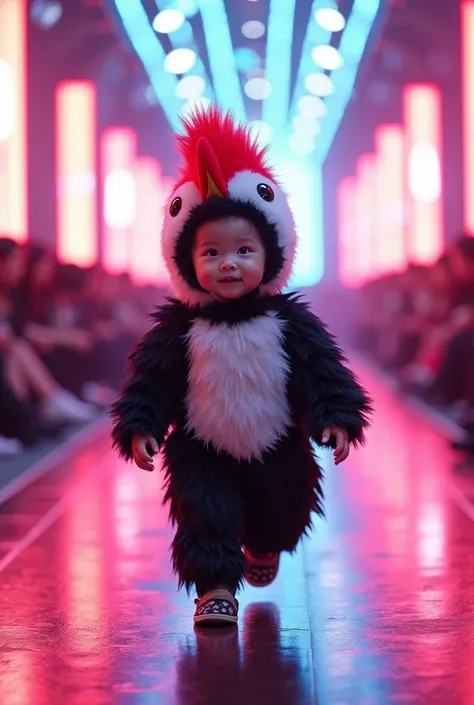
[175,106,277,189]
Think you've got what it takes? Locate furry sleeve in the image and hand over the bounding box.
[110,299,192,459]
[280,294,373,448]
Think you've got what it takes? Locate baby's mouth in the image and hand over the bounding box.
[218,276,241,283]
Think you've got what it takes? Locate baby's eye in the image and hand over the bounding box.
[205,249,219,257]
[238,246,251,255]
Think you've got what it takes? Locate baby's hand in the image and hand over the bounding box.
[132,434,159,472]
[322,427,349,466]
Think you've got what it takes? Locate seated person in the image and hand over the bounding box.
[0,238,96,439]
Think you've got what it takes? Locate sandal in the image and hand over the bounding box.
[194,588,239,626]
[244,549,280,587]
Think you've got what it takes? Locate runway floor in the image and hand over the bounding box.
[1,366,474,704]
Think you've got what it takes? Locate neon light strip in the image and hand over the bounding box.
[403,83,443,264]
[55,81,97,266]
[101,127,137,274]
[262,0,297,141]
[131,156,169,285]
[461,1,474,234]
[354,152,376,283]
[0,0,27,241]
[287,0,332,124]
[317,0,383,163]
[282,160,324,287]
[195,0,245,119]
[337,176,358,287]
[112,0,182,130]
[374,124,406,275]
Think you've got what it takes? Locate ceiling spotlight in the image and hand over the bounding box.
[311,45,343,71]
[292,116,321,137]
[153,9,185,34]
[244,77,272,100]
[298,95,327,119]
[164,48,197,74]
[241,20,266,39]
[314,8,346,33]
[30,0,63,30]
[304,72,335,97]
[175,75,206,100]
[289,132,316,156]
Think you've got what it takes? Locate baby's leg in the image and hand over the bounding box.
[241,426,324,558]
[162,429,246,596]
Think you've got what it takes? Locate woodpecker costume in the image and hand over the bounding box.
[111,108,372,621]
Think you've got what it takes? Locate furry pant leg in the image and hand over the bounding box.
[241,425,324,557]
[162,428,246,595]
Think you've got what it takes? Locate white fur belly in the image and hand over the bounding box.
[185,312,292,461]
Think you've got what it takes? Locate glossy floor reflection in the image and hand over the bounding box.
[1,365,474,704]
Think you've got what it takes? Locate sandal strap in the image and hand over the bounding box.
[195,597,237,618]
[194,588,238,617]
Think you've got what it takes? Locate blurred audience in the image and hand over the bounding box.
[0,236,164,456]
[352,233,474,454]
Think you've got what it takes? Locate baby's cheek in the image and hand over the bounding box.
[195,262,213,287]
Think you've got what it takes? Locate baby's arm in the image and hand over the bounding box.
[282,295,373,449]
[110,300,190,461]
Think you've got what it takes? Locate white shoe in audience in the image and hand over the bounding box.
[0,436,23,455]
[41,390,97,424]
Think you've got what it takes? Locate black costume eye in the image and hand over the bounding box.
[257,183,274,202]
[170,197,182,217]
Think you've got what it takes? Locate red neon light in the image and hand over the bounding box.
[130,156,168,285]
[0,0,27,241]
[374,124,407,275]
[55,81,97,266]
[337,175,358,288]
[403,84,443,264]
[101,127,137,274]
[461,1,474,234]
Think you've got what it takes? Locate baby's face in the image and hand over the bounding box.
[192,217,265,301]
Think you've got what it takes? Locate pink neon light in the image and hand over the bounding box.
[461,1,474,234]
[0,0,27,241]
[374,124,407,275]
[101,127,137,273]
[130,156,168,285]
[355,153,377,283]
[337,176,359,288]
[403,83,443,264]
[55,81,98,266]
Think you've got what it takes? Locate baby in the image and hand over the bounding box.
[111,108,372,626]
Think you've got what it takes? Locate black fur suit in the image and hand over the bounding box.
[110,108,372,596]
[111,292,371,595]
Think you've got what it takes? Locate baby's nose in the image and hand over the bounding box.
[220,258,237,270]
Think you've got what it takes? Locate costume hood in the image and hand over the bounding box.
[161,107,297,306]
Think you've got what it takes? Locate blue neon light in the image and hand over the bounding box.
[262,0,297,142]
[315,0,384,162]
[287,0,333,125]
[280,160,324,288]
[113,0,182,130]
[195,0,245,120]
